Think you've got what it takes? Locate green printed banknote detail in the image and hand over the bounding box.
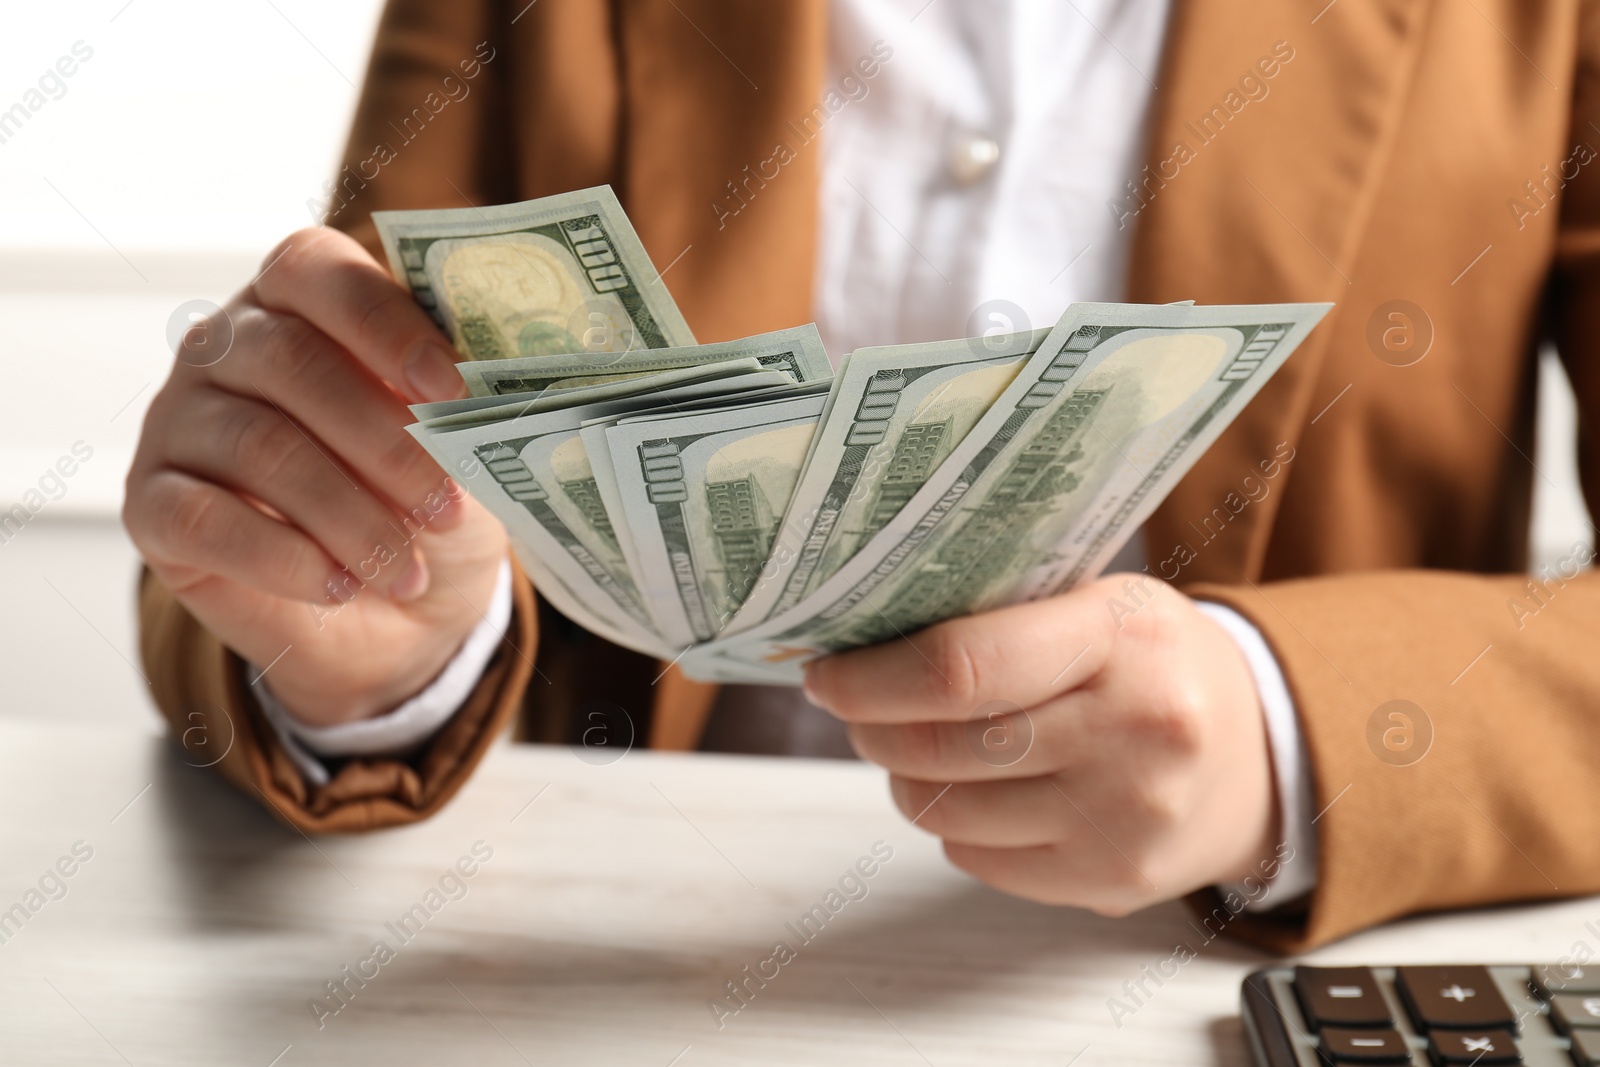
[603,394,827,647]
[725,328,1047,633]
[688,302,1330,681]
[457,324,831,398]
[375,186,695,362]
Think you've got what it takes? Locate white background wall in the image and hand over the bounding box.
[0,2,1590,731]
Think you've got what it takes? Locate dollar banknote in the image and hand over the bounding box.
[410,359,778,431]
[408,366,798,659]
[600,392,828,648]
[369,183,1334,681]
[457,324,831,397]
[724,327,1048,633]
[374,186,695,362]
[687,301,1331,681]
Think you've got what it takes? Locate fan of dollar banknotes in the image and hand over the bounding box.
[375,187,1329,684]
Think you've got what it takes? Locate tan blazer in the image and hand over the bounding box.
[141,0,1600,952]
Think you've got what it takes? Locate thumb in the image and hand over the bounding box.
[804,586,1117,725]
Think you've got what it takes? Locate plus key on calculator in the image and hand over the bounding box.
[1396,966,1516,1030]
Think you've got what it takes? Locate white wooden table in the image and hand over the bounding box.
[0,718,1592,1065]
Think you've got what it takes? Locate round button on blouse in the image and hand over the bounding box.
[948,134,1001,185]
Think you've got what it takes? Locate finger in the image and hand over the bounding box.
[943,838,1163,915]
[154,569,331,669]
[251,228,466,403]
[128,469,341,603]
[846,695,1090,782]
[803,592,1114,725]
[211,309,466,529]
[889,775,1085,848]
[165,391,429,600]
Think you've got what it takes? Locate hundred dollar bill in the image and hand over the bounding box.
[373,186,694,362]
[600,393,827,648]
[725,328,1046,633]
[572,378,831,569]
[566,378,824,610]
[458,324,832,397]
[411,359,779,431]
[407,371,797,659]
[802,349,852,471]
[412,413,659,653]
[410,367,800,657]
[689,301,1331,681]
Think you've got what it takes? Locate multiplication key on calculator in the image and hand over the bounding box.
[1241,963,1600,1065]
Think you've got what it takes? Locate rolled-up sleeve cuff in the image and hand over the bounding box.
[252,557,514,786]
[1195,600,1319,911]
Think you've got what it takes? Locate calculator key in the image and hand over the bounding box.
[1427,1028,1520,1064]
[1296,967,1394,1029]
[1548,993,1600,1032]
[1317,1026,1410,1063]
[1571,1029,1600,1066]
[1532,964,1600,999]
[1398,966,1515,1029]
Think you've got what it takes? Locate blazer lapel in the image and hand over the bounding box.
[1130,0,1436,583]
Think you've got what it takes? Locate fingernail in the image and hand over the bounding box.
[427,487,465,530]
[801,668,825,708]
[390,555,429,602]
[404,340,466,402]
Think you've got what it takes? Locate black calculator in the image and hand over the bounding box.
[1242,964,1600,1065]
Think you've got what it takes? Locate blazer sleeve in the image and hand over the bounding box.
[139,0,540,832]
[141,562,536,832]
[1187,2,1600,951]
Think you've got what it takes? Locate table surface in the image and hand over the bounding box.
[0,718,1592,1066]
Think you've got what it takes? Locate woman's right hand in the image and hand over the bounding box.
[124,227,509,726]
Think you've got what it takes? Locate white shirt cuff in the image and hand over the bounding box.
[1194,600,1318,913]
[252,557,515,787]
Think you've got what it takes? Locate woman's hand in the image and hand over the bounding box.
[803,575,1280,915]
[124,227,507,726]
